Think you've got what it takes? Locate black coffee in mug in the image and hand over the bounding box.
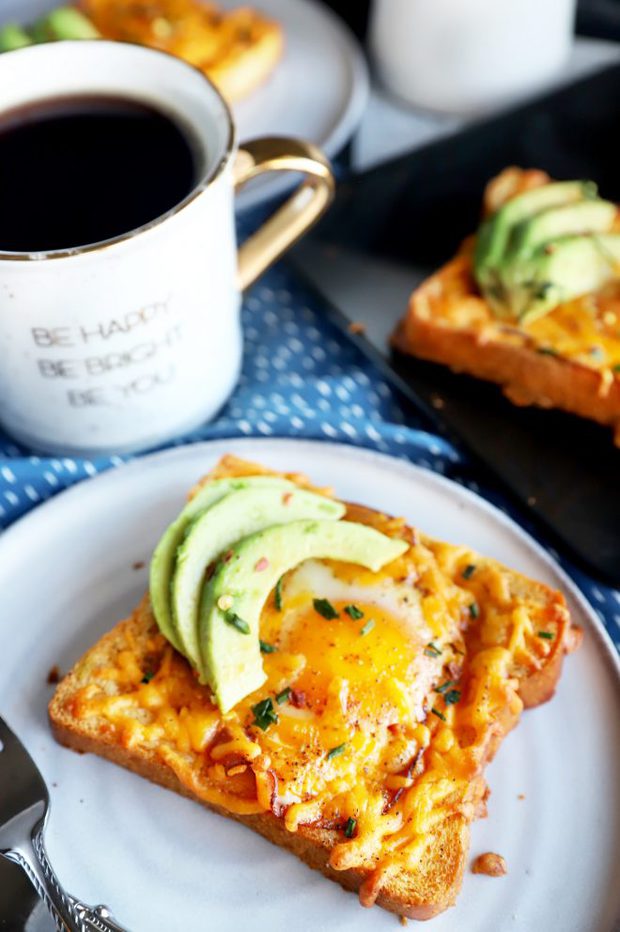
[0,94,202,252]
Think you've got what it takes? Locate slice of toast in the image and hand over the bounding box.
[49,455,580,920]
[79,0,284,102]
[392,167,620,443]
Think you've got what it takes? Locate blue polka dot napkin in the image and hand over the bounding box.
[0,261,618,655]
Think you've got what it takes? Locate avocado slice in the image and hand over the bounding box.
[198,519,409,712]
[149,476,296,651]
[0,23,33,51]
[171,487,345,664]
[474,180,595,304]
[517,234,620,322]
[507,199,617,265]
[30,8,100,42]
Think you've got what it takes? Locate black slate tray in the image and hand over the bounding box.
[290,63,620,586]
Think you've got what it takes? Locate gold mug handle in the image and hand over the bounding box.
[234,137,335,292]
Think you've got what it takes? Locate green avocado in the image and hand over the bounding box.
[198,519,409,712]
[171,487,345,664]
[506,199,617,265]
[30,7,100,42]
[0,23,33,51]
[474,180,595,306]
[149,476,296,651]
[515,234,620,322]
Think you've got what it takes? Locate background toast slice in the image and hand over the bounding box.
[393,168,620,442]
[392,253,620,441]
[80,0,284,103]
[49,458,580,920]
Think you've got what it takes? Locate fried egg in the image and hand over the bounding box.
[249,558,452,811]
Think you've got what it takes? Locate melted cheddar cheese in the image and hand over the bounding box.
[68,499,572,906]
[414,250,620,381]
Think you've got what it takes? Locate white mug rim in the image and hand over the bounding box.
[0,39,236,263]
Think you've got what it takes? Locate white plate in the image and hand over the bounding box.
[3,0,369,212]
[1,439,619,932]
[225,0,368,211]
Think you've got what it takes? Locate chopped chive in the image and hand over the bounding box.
[533,281,553,300]
[443,689,461,705]
[344,604,364,620]
[259,639,277,654]
[462,563,476,580]
[274,576,283,611]
[431,707,446,722]
[141,670,154,684]
[613,363,620,373]
[537,630,554,640]
[276,687,292,705]
[251,698,278,731]
[359,618,375,637]
[536,347,558,356]
[344,817,357,838]
[469,602,479,619]
[225,611,250,634]
[326,743,347,760]
[313,597,339,620]
[424,642,442,658]
[435,680,456,694]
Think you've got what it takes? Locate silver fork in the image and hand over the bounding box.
[0,716,128,932]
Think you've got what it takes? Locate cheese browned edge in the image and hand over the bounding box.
[48,454,581,920]
[392,167,620,443]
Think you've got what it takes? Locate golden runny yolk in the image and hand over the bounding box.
[230,593,434,809]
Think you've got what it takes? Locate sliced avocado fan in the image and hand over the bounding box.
[198,519,409,713]
[507,199,616,265]
[149,476,297,651]
[171,486,346,665]
[514,234,620,323]
[474,180,594,300]
[473,178,620,321]
[0,7,100,51]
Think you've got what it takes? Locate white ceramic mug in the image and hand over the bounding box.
[369,0,577,114]
[0,41,334,455]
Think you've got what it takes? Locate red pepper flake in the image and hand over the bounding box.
[282,492,293,505]
[290,689,306,708]
[132,560,145,571]
[255,557,270,572]
[222,549,234,563]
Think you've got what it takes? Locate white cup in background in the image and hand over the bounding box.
[369,0,577,114]
[0,41,334,456]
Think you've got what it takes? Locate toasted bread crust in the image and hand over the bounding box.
[49,608,471,920]
[393,254,620,440]
[48,461,579,921]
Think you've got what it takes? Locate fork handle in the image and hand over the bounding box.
[6,834,128,932]
[33,835,128,932]
[66,896,128,932]
[3,843,84,931]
